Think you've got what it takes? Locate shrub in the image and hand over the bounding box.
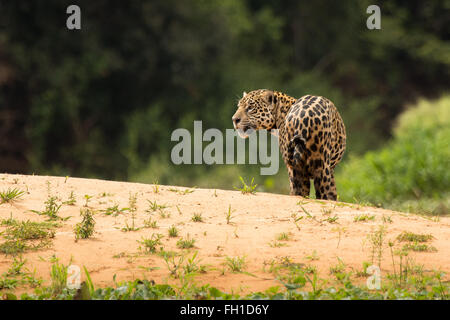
[337,95,450,210]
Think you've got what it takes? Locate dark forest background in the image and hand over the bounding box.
[0,1,449,213]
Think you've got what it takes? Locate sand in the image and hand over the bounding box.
[0,173,449,295]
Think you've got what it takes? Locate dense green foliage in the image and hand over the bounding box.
[0,1,448,212]
[2,252,449,300]
[5,268,449,300]
[337,96,450,213]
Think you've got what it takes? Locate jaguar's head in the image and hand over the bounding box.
[232,89,275,138]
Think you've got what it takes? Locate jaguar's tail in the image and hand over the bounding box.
[287,135,306,166]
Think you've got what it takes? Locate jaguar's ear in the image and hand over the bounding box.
[242,91,247,98]
[263,90,275,109]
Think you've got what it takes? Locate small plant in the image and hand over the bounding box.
[152,180,160,193]
[168,187,195,195]
[143,218,158,229]
[305,250,319,261]
[382,215,393,224]
[177,235,196,249]
[103,204,129,216]
[183,251,202,275]
[83,194,93,207]
[234,176,257,194]
[63,191,77,206]
[191,213,203,222]
[367,225,386,266]
[299,205,316,220]
[138,234,163,254]
[74,208,96,241]
[128,192,138,213]
[325,215,339,223]
[269,240,288,248]
[168,225,179,237]
[329,258,346,275]
[353,214,375,222]
[331,226,347,249]
[32,194,63,221]
[396,232,434,243]
[355,261,372,278]
[291,213,303,230]
[100,192,113,197]
[50,259,68,295]
[225,256,246,273]
[402,243,437,252]
[388,243,410,288]
[121,216,140,232]
[158,211,171,219]
[0,188,25,204]
[276,232,292,241]
[180,188,195,195]
[225,205,235,225]
[146,200,168,213]
[163,253,185,278]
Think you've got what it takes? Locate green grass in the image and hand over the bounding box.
[276,232,292,241]
[2,257,449,300]
[146,200,168,213]
[0,188,25,204]
[325,215,339,223]
[103,204,129,216]
[0,257,42,290]
[176,235,196,249]
[138,234,164,254]
[63,191,77,206]
[49,259,68,295]
[143,218,158,229]
[168,225,179,237]
[397,231,434,243]
[0,217,58,255]
[234,176,257,194]
[402,243,437,252]
[224,256,246,273]
[0,240,29,256]
[269,240,288,248]
[1,220,57,241]
[120,215,140,232]
[191,213,203,222]
[353,214,375,222]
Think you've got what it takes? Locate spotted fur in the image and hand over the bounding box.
[232,89,346,200]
